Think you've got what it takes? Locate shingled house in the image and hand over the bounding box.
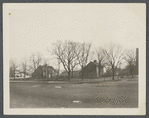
[32,64,56,79]
[80,60,104,78]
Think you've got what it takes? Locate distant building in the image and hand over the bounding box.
[32,64,56,79]
[9,69,30,79]
[80,60,104,78]
[15,70,24,78]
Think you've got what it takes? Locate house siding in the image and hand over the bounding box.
[81,62,98,79]
[32,65,55,79]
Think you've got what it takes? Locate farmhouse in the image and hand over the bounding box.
[14,70,23,77]
[32,64,56,79]
[81,60,104,78]
[9,69,30,79]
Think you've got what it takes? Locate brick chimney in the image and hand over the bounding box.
[94,60,97,63]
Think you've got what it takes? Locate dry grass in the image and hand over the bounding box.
[10,79,138,108]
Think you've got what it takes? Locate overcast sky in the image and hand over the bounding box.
[9,3,146,69]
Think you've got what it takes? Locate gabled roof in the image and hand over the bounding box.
[92,61,104,67]
[92,61,99,66]
[32,65,55,75]
[81,60,104,71]
[38,65,55,72]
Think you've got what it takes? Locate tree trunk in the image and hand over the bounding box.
[81,66,84,81]
[24,72,26,78]
[13,71,15,80]
[112,67,115,80]
[131,73,133,78]
[130,66,134,78]
[131,69,134,78]
[98,66,101,78]
[68,72,71,80]
[68,61,71,80]
[71,71,74,78]
[81,71,84,81]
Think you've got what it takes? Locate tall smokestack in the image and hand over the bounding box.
[136,48,139,75]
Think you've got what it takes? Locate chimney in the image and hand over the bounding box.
[94,60,97,63]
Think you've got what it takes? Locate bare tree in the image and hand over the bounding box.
[57,58,61,77]
[96,47,105,78]
[51,40,78,80]
[70,57,79,78]
[43,57,50,65]
[29,52,43,72]
[36,52,43,67]
[75,42,92,80]
[9,59,18,79]
[21,58,28,78]
[29,53,36,71]
[102,43,125,80]
[124,49,136,78]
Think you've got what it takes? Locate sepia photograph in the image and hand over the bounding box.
[3,3,146,115]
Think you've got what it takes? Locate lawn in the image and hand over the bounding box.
[10,78,138,108]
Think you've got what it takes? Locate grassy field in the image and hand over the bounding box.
[10,78,138,108]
